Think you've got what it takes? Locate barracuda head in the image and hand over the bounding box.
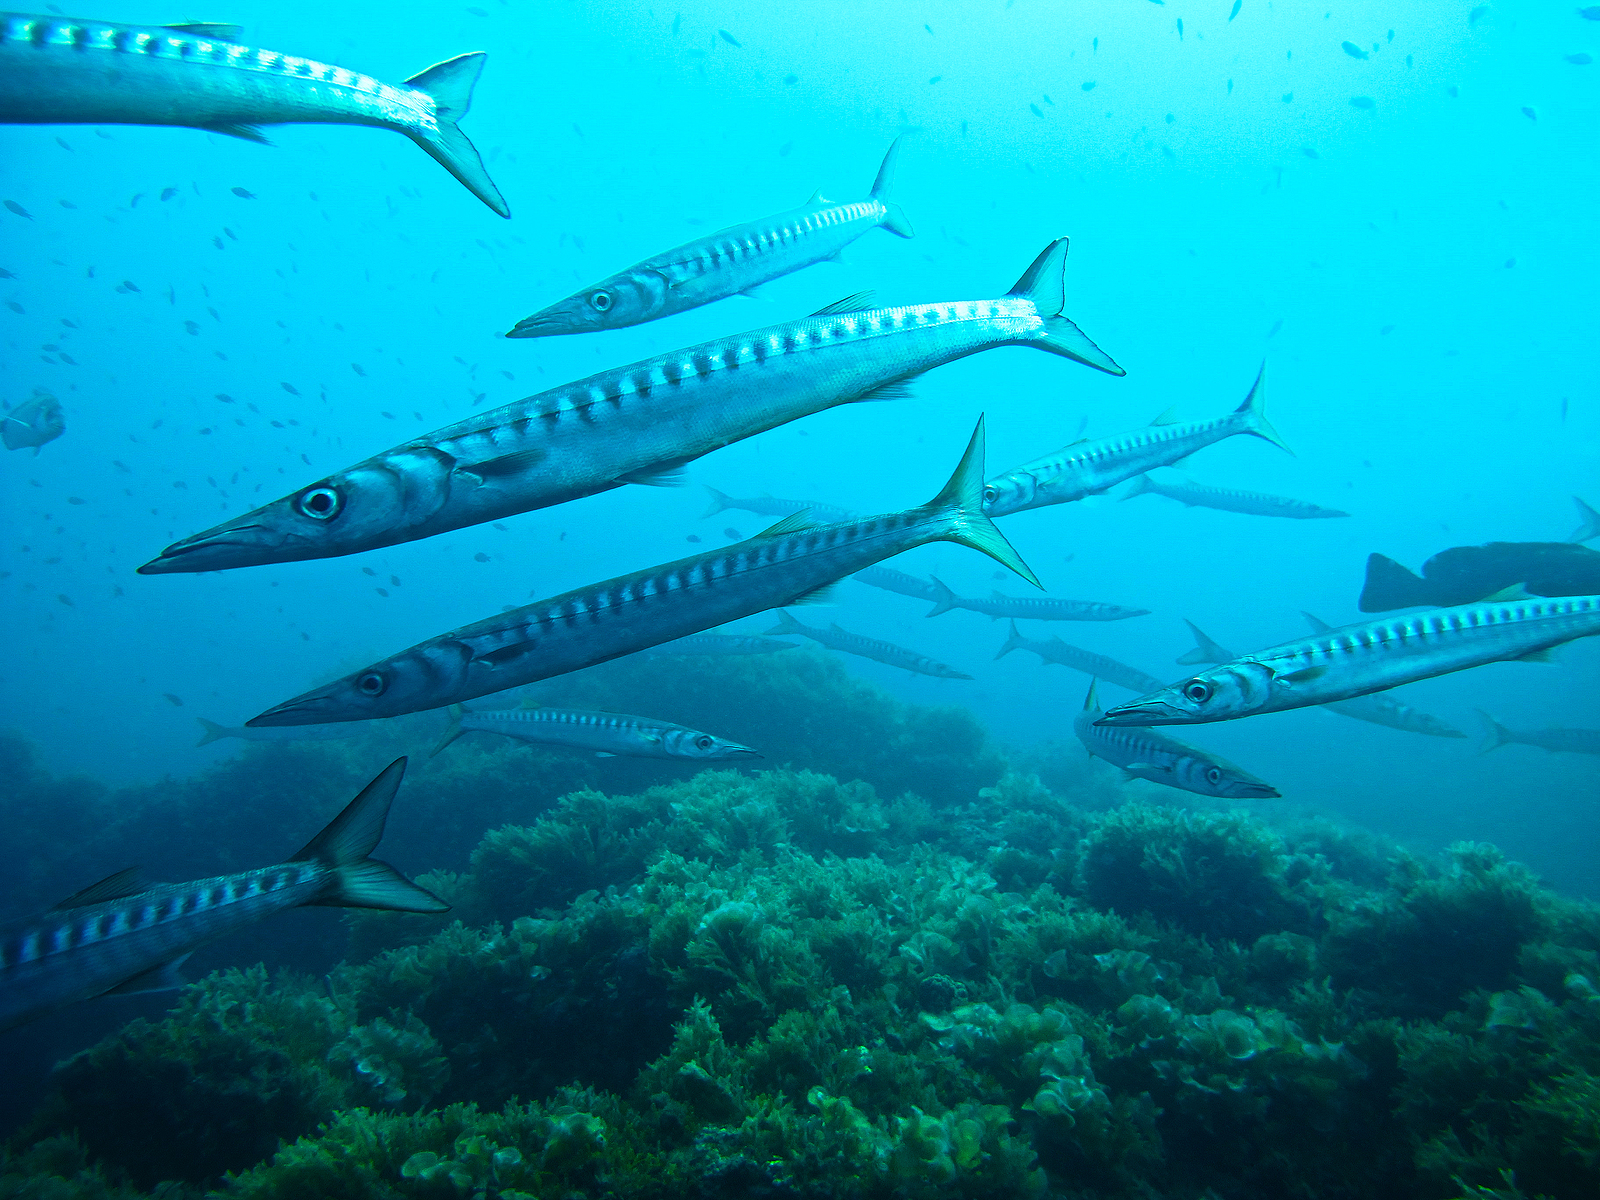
[660,728,761,760]
[249,642,475,726]
[1170,752,1280,799]
[506,269,670,337]
[1096,662,1277,725]
[981,471,1037,518]
[138,450,455,573]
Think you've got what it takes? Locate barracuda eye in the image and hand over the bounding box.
[695,735,714,750]
[1183,679,1212,704]
[295,485,343,521]
[1206,766,1223,786]
[356,671,387,697]
[983,486,997,505]
[590,289,613,313]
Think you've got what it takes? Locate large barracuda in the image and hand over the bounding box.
[247,419,1034,725]
[0,13,508,216]
[0,759,445,1032]
[926,577,1148,622]
[138,239,1122,574]
[1176,617,1465,738]
[995,620,1165,695]
[1100,594,1600,727]
[430,704,757,760]
[1075,682,1279,799]
[1121,472,1348,520]
[983,364,1288,517]
[765,610,971,679]
[508,138,913,337]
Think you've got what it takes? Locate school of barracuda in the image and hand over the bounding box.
[1,10,1597,1029]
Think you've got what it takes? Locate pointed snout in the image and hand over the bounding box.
[1095,697,1190,727]
[247,689,351,728]
[137,523,280,574]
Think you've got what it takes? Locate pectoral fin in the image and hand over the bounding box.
[1275,666,1328,687]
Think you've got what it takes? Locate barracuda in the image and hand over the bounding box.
[1075,681,1278,799]
[995,620,1165,695]
[765,610,971,679]
[1121,472,1349,520]
[984,363,1287,517]
[702,486,855,525]
[430,704,757,760]
[926,577,1148,622]
[1100,594,1600,727]
[508,138,913,337]
[247,418,1034,725]
[0,759,445,1032]
[851,563,942,602]
[0,13,507,215]
[138,238,1122,574]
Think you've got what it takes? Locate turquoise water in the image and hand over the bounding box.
[1,2,1598,1194]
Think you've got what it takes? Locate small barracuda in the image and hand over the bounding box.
[0,759,445,1032]
[195,717,366,746]
[1476,712,1600,757]
[702,485,855,524]
[1121,472,1349,520]
[764,610,971,679]
[1101,594,1600,727]
[636,633,797,657]
[138,239,1122,574]
[246,418,1033,725]
[926,576,1149,622]
[1075,681,1279,799]
[851,563,942,602]
[995,620,1166,694]
[983,363,1288,517]
[430,704,757,759]
[508,138,913,337]
[1176,617,1466,738]
[0,13,507,216]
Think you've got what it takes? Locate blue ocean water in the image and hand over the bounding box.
[0,1,1597,1191]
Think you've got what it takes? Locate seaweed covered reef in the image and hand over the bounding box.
[3,759,1599,1199]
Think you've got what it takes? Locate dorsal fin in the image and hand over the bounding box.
[812,291,876,316]
[807,188,831,206]
[1148,406,1180,426]
[519,698,540,709]
[51,868,148,910]
[1082,679,1099,712]
[755,511,814,538]
[1300,611,1335,634]
[1483,583,1535,603]
[165,22,243,40]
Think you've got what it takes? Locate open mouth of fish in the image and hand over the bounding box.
[1094,700,1187,726]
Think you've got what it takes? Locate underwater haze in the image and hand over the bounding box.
[2,0,1599,1196]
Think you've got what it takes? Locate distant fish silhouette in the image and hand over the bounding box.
[2,388,64,454]
[1359,542,1600,611]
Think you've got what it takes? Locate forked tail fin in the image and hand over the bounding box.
[926,576,961,618]
[194,718,232,747]
[1474,710,1516,754]
[764,610,806,636]
[870,136,914,238]
[995,619,1026,660]
[1007,239,1124,376]
[1570,496,1600,543]
[404,54,510,218]
[1359,553,1432,611]
[1119,474,1155,501]
[701,485,734,518]
[292,758,449,913]
[925,417,1041,589]
[1234,361,1292,454]
[429,705,467,759]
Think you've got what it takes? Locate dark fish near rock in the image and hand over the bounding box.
[1360,542,1600,611]
[2,388,65,453]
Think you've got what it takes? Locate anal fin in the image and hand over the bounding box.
[618,461,689,487]
[201,123,271,145]
[105,953,193,997]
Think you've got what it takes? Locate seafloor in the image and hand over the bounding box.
[1,651,1595,1199]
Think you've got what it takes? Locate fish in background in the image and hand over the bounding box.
[983,362,1289,517]
[702,486,855,524]
[996,620,1166,694]
[0,14,508,216]
[1175,618,1465,738]
[765,610,971,679]
[507,138,913,337]
[1475,711,1600,757]
[430,704,757,760]
[0,758,447,1032]
[926,576,1148,621]
[247,418,1033,725]
[1101,592,1600,728]
[1359,542,1600,611]
[851,563,942,602]
[140,239,1123,574]
[1121,471,1349,519]
[195,717,367,746]
[2,388,64,453]
[636,633,797,657]
[1074,681,1279,799]
[1569,497,1600,543]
